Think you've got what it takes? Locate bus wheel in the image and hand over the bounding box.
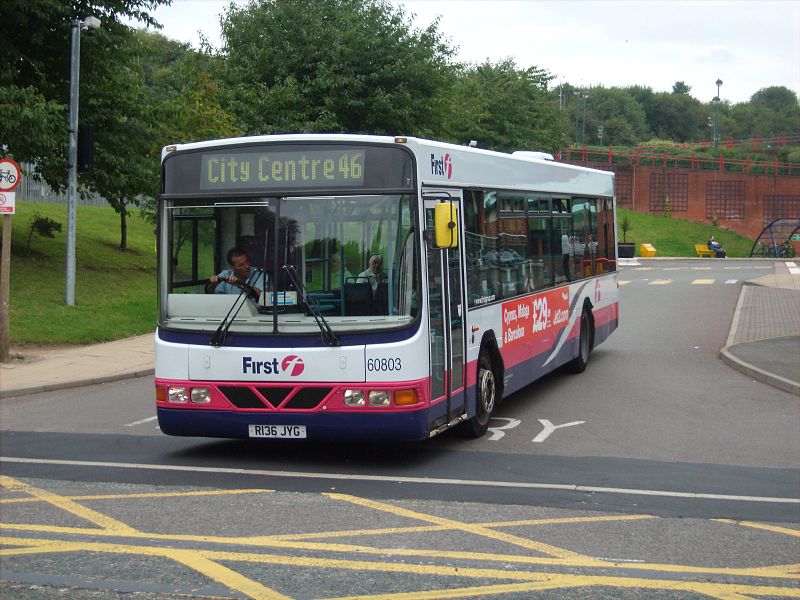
[459,352,496,438]
[567,309,592,373]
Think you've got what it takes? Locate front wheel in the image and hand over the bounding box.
[566,310,592,373]
[458,352,496,438]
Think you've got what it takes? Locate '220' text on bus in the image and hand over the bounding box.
[155,134,619,441]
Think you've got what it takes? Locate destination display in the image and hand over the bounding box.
[162,143,415,196]
[200,149,364,190]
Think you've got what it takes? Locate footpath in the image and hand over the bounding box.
[1,260,798,398]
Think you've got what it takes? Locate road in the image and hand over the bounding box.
[1,259,798,599]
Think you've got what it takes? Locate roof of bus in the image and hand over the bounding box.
[161,134,614,195]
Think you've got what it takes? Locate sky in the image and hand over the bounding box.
[139,0,800,105]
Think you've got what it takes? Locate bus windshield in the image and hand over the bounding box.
[161,194,420,335]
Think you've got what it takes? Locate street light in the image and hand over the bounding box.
[581,91,589,145]
[573,89,589,145]
[65,15,101,306]
[712,79,723,150]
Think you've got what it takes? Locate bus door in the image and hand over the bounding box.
[423,191,466,431]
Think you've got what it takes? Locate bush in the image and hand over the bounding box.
[26,211,62,256]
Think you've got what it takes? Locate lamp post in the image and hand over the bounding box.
[574,90,581,145]
[581,91,589,145]
[712,78,723,150]
[65,16,101,306]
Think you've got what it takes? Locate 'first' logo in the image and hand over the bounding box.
[431,153,452,179]
[281,355,305,376]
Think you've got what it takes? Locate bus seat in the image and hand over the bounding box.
[372,281,389,315]
[344,281,372,315]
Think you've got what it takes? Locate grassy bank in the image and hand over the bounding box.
[3,201,156,345]
[617,208,755,257]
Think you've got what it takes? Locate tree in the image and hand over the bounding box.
[737,86,800,138]
[581,87,649,146]
[648,92,707,142]
[672,81,691,95]
[440,59,562,152]
[0,0,171,250]
[217,0,455,136]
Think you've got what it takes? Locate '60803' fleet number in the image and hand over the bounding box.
[367,357,402,372]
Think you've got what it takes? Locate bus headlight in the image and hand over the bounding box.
[368,390,391,406]
[344,389,365,406]
[191,388,211,404]
[168,386,188,403]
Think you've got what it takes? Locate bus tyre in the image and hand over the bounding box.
[567,309,592,373]
[459,352,496,438]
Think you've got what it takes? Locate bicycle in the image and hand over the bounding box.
[0,169,17,184]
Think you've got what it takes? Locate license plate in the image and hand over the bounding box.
[248,424,307,439]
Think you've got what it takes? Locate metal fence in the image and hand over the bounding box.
[16,163,108,207]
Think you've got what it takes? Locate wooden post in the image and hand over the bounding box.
[0,214,11,362]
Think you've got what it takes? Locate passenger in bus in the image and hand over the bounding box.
[357,254,385,291]
[561,233,573,281]
[207,247,269,299]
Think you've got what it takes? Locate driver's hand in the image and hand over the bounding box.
[210,275,220,284]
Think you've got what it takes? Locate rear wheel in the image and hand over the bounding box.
[458,351,496,438]
[567,310,592,373]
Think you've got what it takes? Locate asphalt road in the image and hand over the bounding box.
[2,259,798,599]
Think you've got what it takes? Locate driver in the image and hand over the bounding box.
[208,247,269,299]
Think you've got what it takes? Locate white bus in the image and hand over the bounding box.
[155,134,618,440]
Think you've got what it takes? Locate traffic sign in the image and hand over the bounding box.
[0,192,15,214]
[0,157,21,193]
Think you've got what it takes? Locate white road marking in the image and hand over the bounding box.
[487,417,521,441]
[124,416,158,427]
[725,279,738,284]
[1,456,797,504]
[532,419,585,443]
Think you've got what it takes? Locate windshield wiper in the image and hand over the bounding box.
[283,265,340,347]
[209,275,259,347]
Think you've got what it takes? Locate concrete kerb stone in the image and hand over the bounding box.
[0,369,154,400]
[718,272,800,397]
[720,344,800,396]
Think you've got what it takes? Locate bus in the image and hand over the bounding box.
[155,134,618,441]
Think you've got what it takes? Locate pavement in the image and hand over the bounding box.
[1,260,798,399]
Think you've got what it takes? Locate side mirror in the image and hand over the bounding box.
[433,201,458,248]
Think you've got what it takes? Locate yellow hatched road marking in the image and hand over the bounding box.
[618,280,632,285]
[0,475,137,533]
[633,267,653,271]
[326,493,599,562]
[714,519,800,538]
[692,279,716,285]
[5,524,798,579]
[3,537,798,599]
[649,279,672,285]
[325,581,586,600]
[0,488,273,505]
[0,479,283,599]
[165,548,292,600]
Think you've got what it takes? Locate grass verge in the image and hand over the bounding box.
[617,208,756,257]
[3,201,156,345]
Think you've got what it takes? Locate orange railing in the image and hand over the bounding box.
[558,142,800,177]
